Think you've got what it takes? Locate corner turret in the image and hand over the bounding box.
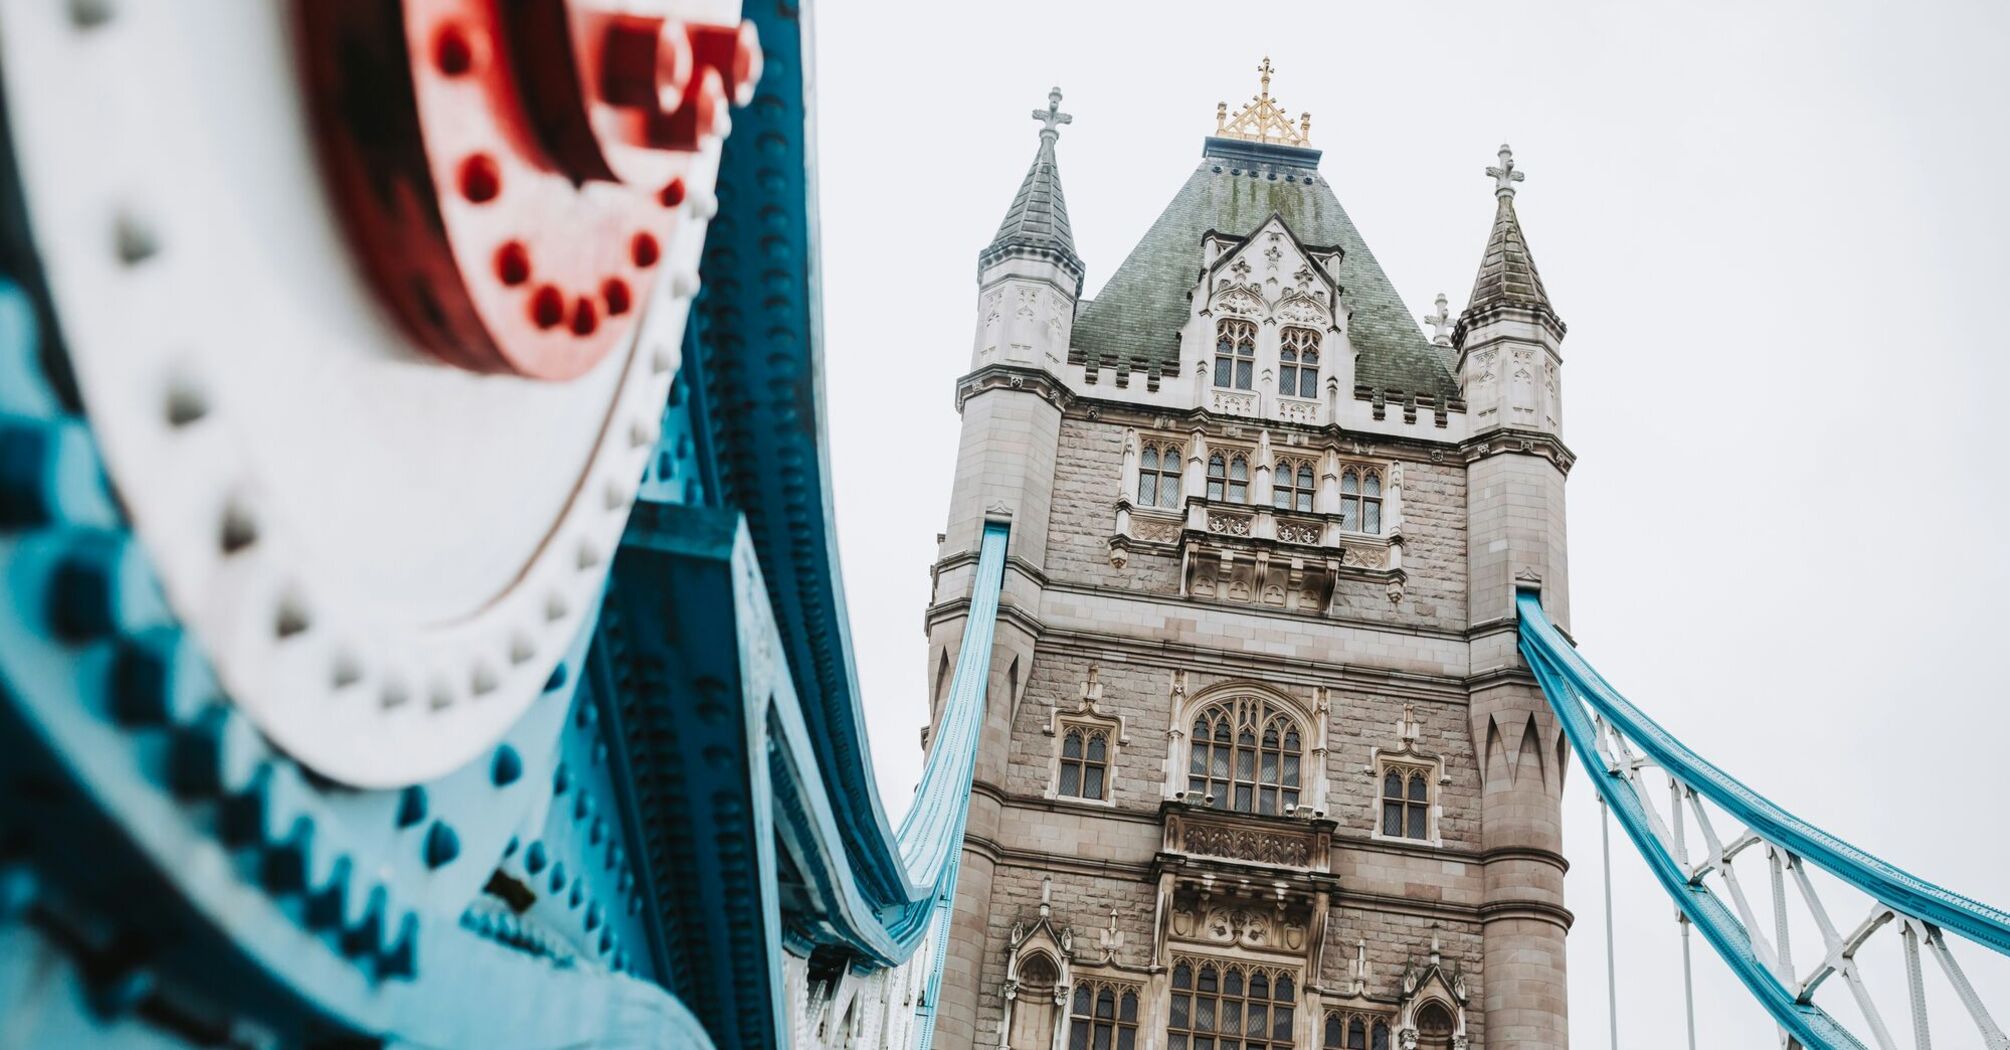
[1454,144,1565,436]
[972,88,1083,370]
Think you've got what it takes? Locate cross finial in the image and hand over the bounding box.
[1423,293,1453,345]
[1258,56,1275,99]
[1486,143,1526,198]
[1032,86,1072,143]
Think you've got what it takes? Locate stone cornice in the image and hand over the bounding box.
[963,832,1524,931]
[926,595,1046,641]
[1453,299,1568,345]
[1462,665,1540,691]
[1061,397,1466,463]
[1478,844,1570,874]
[1039,577,1471,644]
[975,783,1514,869]
[1475,898,1576,930]
[1460,428,1576,474]
[1025,618,1473,703]
[931,550,1050,591]
[955,364,1073,413]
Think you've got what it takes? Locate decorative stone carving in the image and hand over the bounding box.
[1274,517,1321,546]
[1206,511,1252,537]
[1275,292,1326,326]
[1213,285,1265,317]
[1275,397,1320,425]
[1341,542,1388,569]
[1164,809,1325,872]
[1183,824,1311,867]
[1211,389,1257,416]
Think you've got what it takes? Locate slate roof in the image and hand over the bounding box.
[1070,136,1459,402]
[1466,194,1551,311]
[979,134,1084,282]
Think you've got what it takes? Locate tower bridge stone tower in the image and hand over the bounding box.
[924,66,1574,1050]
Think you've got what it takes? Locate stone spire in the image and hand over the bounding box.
[1459,144,1559,335]
[979,87,1084,287]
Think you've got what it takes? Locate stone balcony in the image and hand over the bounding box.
[1160,804,1333,874]
[1110,496,1405,611]
[1152,803,1339,962]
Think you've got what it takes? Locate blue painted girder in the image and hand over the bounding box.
[606,503,1011,1049]
[1517,590,2010,1048]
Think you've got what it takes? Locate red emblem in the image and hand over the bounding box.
[301,0,760,379]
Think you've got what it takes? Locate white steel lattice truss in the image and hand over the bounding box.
[1517,592,2010,1050]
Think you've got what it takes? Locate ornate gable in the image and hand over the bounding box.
[1200,215,1342,327]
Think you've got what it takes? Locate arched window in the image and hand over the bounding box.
[1381,767,1431,840]
[1008,953,1060,1050]
[1138,443,1183,509]
[1214,319,1256,390]
[1322,1014,1391,1050]
[1279,327,1321,399]
[1339,468,1383,535]
[1169,960,1296,1050]
[1068,982,1140,1050]
[1058,727,1109,801]
[1206,453,1250,504]
[1415,1002,1455,1050]
[1272,459,1315,513]
[1186,696,1303,815]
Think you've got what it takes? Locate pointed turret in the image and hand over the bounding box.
[1454,144,1565,435]
[970,88,1084,370]
[977,87,1084,288]
[1458,144,1562,332]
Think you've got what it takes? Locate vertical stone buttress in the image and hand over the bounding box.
[928,91,1082,1049]
[1458,145,1573,1048]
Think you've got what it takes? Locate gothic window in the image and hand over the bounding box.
[1138,443,1183,509]
[1272,458,1315,513]
[1068,981,1140,1050]
[1338,468,1382,535]
[1206,453,1250,504]
[1214,319,1256,390]
[1415,1002,1456,1049]
[1380,766,1431,840]
[1279,327,1321,399]
[1322,1014,1392,1050]
[1168,958,1296,1050]
[1058,726,1110,801]
[1009,953,1061,1049]
[1187,696,1303,815]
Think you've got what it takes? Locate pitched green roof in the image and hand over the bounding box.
[1070,137,1458,402]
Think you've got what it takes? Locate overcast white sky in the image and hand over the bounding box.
[810,2,2010,1043]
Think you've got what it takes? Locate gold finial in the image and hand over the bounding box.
[1215,57,1311,146]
